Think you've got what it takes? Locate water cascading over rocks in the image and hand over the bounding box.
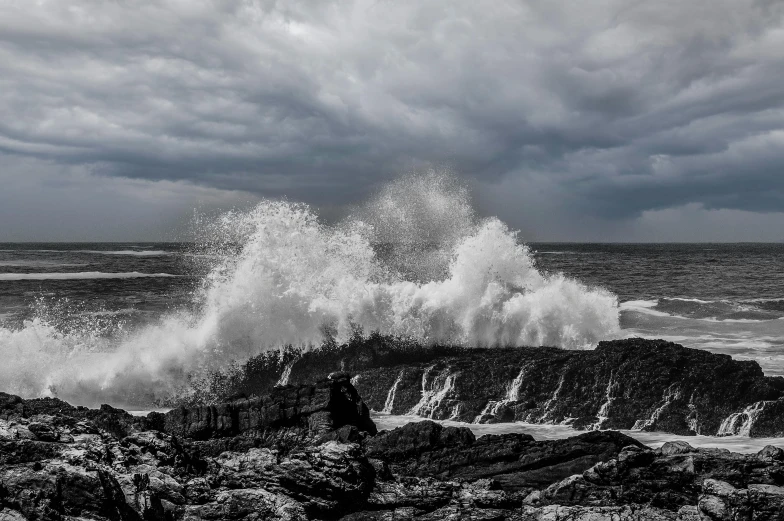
[254,337,784,438]
[718,401,770,437]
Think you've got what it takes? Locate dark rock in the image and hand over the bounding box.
[26,421,59,442]
[4,367,784,520]
[367,421,643,491]
[163,374,376,440]
[520,504,690,520]
[211,441,374,517]
[759,445,784,462]
[0,460,140,520]
[532,441,784,513]
[0,390,377,520]
[737,398,784,437]
[366,421,477,461]
[698,478,784,521]
[228,336,784,437]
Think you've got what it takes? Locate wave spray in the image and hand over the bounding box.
[0,171,619,407]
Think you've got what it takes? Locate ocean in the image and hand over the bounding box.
[534,242,784,377]
[2,242,782,376]
[0,243,196,330]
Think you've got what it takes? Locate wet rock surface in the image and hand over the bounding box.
[164,372,377,440]
[226,336,784,437]
[0,375,378,520]
[211,335,784,438]
[2,370,784,519]
[366,420,644,490]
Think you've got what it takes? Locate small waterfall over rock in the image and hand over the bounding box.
[590,372,618,430]
[632,385,682,431]
[473,365,527,423]
[276,362,294,386]
[408,366,459,418]
[382,370,405,414]
[717,401,768,436]
[539,374,566,423]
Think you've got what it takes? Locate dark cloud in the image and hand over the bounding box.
[1,0,783,240]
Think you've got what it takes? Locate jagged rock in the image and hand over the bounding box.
[366,420,478,461]
[698,478,784,520]
[367,420,644,491]
[4,371,784,520]
[530,440,784,514]
[228,337,784,437]
[213,441,374,516]
[164,374,376,440]
[355,339,784,436]
[180,488,307,520]
[728,398,784,438]
[363,475,517,515]
[519,504,693,520]
[0,382,380,520]
[0,391,163,439]
[0,460,139,520]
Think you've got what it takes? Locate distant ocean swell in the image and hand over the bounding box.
[0,171,619,407]
[0,249,171,256]
[0,272,178,281]
[620,297,784,377]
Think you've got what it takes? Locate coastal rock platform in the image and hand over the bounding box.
[2,371,784,520]
[230,337,784,438]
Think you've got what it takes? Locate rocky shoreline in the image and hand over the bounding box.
[2,368,784,520]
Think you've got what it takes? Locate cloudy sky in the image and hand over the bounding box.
[1,0,783,241]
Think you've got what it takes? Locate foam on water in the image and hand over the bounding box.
[372,414,784,454]
[0,261,88,268]
[620,297,784,376]
[0,272,178,281]
[79,250,172,256]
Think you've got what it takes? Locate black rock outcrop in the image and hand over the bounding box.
[354,339,784,436]
[366,420,643,490]
[163,372,376,440]
[226,336,784,437]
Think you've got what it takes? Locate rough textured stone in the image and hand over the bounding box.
[367,420,645,491]
[527,440,784,514]
[229,336,784,437]
[4,371,784,520]
[354,339,784,436]
[164,373,376,440]
[0,381,378,520]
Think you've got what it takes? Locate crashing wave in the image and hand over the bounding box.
[0,170,619,407]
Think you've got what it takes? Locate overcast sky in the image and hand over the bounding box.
[1,0,783,241]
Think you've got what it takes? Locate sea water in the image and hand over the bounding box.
[372,413,783,454]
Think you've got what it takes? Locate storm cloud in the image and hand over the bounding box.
[1,0,783,240]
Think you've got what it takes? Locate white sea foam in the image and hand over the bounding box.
[372,414,784,454]
[0,272,178,281]
[620,300,672,318]
[0,261,88,268]
[620,299,777,323]
[0,171,619,407]
[79,250,171,256]
[0,249,171,256]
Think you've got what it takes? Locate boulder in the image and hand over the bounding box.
[367,421,643,491]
